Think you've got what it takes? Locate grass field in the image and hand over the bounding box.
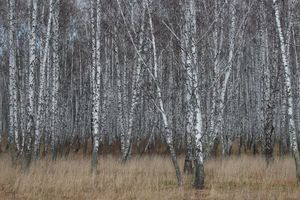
[0,154,299,200]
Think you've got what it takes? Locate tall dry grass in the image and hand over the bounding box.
[0,154,299,200]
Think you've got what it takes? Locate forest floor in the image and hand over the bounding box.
[0,154,299,200]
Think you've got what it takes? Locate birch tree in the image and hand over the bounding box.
[2,0,300,187]
[184,0,205,188]
[180,0,205,188]
[24,0,38,167]
[91,0,101,173]
[51,0,60,161]
[121,0,145,163]
[146,0,182,186]
[181,0,194,175]
[8,0,19,158]
[207,0,224,157]
[260,0,276,164]
[273,0,300,182]
[34,0,54,159]
[219,0,236,156]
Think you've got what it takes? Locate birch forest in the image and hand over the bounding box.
[1,0,300,199]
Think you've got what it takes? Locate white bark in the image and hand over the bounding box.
[273,0,300,182]
[181,0,195,174]
[115,34,127,160]
[20,69,26,155]
[147,1,182,186]
[91,0,101,173]
[26,0,38,161]
[51,0,60,160]
[219,0,236,156]
[205,1,224,158]
[8,0,19,152]
[182,0,204,188]
[34,0,54,159]
[121,0,145,163]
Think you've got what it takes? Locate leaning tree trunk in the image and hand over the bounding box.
[273,0,300,182]
[121,0,145,163]
[147,2,183,186]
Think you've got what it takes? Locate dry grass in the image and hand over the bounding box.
[0,154,299,200]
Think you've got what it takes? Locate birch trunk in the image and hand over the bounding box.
[293,28,300,147]
[273,0,300,182]
[181,1,205,186]
[147,1,182,186]
[220,0,236,157]
[206,1,224,159]
[8,0,19,158]
[91,0,101,174]
[34,0,54,159]
[115,34,127,161]
[121,1,145,163]
[24,0,38,168]
[19,62,26,156]
[184,0,204,189]
[51,0,60,161]
[181,0,194,175]
[261,1,275,164]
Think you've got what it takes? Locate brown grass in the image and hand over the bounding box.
[0,154,299,200]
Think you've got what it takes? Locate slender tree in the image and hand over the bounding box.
[51,0,60,161]
[121,0,146,163]
[8,0,19,160]
[24,0,38,168]
[91,0,101,173]
[146,0,183,186]
[273,0,300,182]
[34,0,54,159]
